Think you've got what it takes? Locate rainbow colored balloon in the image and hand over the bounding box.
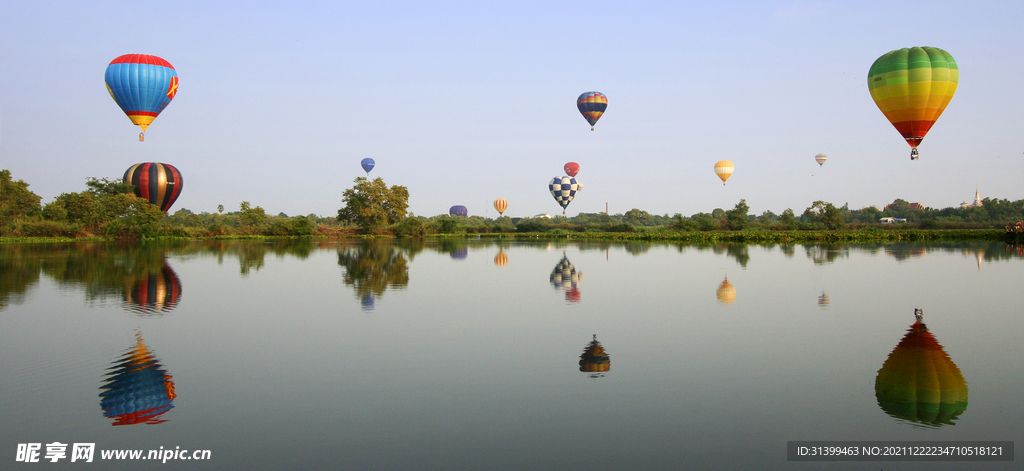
[105,54,179,141]
[868,47,958,160]
[576,91,607,130]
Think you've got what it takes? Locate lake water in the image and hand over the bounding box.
[1,239,1021,470]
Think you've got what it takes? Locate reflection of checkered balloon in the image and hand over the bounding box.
[549,176,581,209]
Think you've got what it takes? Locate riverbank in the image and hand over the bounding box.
[0,228,1007,244]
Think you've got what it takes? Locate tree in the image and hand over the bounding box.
[725,199,750,230]
[239,201,268,228]
[85,177,135,195]
[806,200,845,230]
[0,169,42,222]
[337,177,410,234]
[779,209,796,229]
[102,194,167,238]
[623,208,653,226]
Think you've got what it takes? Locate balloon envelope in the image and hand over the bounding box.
[563,162,580,177]
[815,153,827,166]
[449,205,468,217]
[123,163,183,212]
[99,333,176,426]
[579,335,610,376]
[493,198,508,215]
[105,54,178,134]
[714,160,734,185]
[868,47,958,151]
[361,158,375,174]
[576,92,607,130]
[549,176,581,211]
[875,319,968,427]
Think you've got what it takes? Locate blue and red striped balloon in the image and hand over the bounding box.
[105,54,178,140]
[576,91,607,130]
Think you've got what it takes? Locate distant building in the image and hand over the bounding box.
[960,187,984,209]
[909,202,925,210]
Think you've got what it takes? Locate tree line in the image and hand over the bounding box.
[1,170,1021,239]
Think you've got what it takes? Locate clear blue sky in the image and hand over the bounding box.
[1,1,1021,218]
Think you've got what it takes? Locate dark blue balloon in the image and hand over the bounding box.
[449,205,468,217]
[361,158,375,174]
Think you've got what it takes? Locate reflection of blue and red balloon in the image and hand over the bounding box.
[123,262,181,315]
[450,247,468,260]
[449,205,468,217]
[124,162,183,212]
[99,333,176,426]
[104,54,178,141]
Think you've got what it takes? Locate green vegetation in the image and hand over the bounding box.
[2,168,1021,242]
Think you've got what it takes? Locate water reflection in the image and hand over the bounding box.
[579,334,610,378]
[875,309,968,428]
[494,250,508,266]
[337,241,410,310]
[817,292,830,309]
[805,244,849,265]
[123,261,182,315]
[550,253,583,303]
[99,332,176,426]
[716,277,736,305]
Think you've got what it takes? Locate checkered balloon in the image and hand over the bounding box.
[549,176,582,210]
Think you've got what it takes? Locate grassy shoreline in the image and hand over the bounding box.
[0,229,1009,244]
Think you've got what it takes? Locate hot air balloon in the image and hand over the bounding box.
[99,333,176,426]
[549,176,582,215]
[104,54,178,142]
[815,153,827,166]
[875,309,968,427]
[577,91,607,130]
[493,198,508,216]
[579,334,610,378]
[716,277,736,305]
[714,160,734,185]
[361,158,375,175]
[123,163,183,212]
[123,262,182,315]
[563,162,580,177]
[868,47,958,160]
[449,205,468,217]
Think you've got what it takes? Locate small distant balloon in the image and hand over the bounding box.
[360,158,375,174]
[714,160,734,185]
[449,205,468,217]
[104,54,178,142]
[493,198,508,216]
[123,163,183,212]
[815,153,827,166]
[564,162,580,177]
[577,91,607,130]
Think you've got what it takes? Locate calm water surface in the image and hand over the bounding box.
[1,239,1022,470]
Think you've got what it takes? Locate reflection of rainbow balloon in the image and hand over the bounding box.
[716,277,736,305]
[817,293,830,308]
[99,333,176,426]
[579,334,610,377]
[494,250,508,266]
[123,262,182,315]
[875,312,968,428]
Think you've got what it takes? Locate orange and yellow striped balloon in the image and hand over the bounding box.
[493,198,508,216]
[868,47,958,153]
[714,160,734,185]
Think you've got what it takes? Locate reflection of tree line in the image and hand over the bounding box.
[337,241,414,304]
